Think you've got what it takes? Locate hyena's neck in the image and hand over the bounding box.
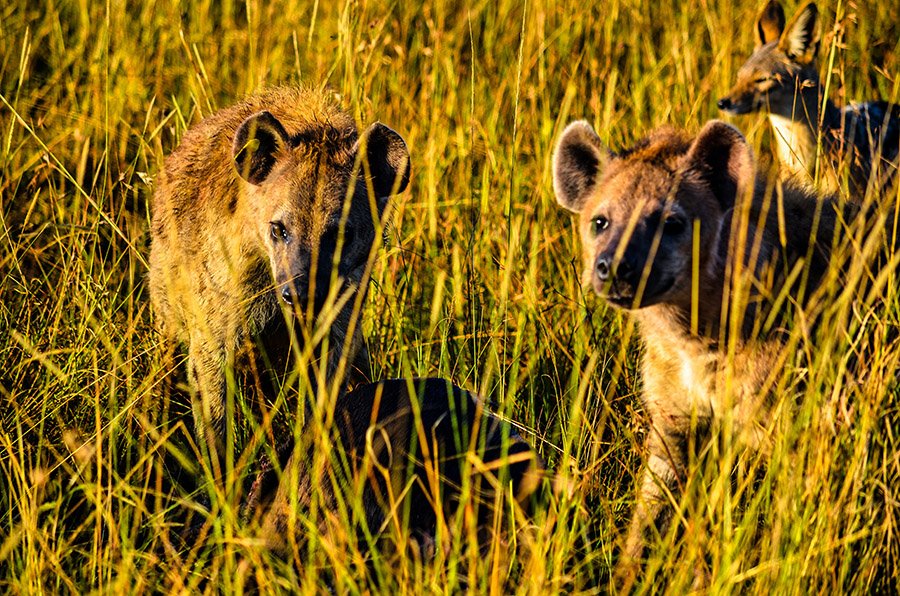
[635,303,721,349]
[637,305,783,452]
[767,83,842,188]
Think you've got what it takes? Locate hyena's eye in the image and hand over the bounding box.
[269,221,289,242]
[662,216,686,237]
[590,216,609,236]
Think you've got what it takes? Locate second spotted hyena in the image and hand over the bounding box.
[246,378,544,559]
[552,119,861,572]
[149,87,409,451]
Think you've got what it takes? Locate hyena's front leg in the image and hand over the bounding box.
[187,334,228,462]
[619,425,688,578]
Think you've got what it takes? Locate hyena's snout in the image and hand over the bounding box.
[592,227,681,309]
[273,249,334,313]
[594,253,637,285]
[278,277,308,307]
[593,248,644,301]
[278,275,333,312]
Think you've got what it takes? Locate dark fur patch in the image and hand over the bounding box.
[245,378,544,555]
[358,123,411,199]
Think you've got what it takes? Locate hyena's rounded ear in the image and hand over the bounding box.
[683,120,754,210]
[552,120,611,214]
[778,1,819,64]
[233,111,290,185]
[755,0,786,47]
[354,122,410,206]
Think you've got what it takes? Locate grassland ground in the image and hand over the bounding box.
[1,0,899,592]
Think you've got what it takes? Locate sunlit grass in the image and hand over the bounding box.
[1,0,899,592]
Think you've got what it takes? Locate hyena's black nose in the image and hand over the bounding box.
[281,281,316,309]
[595,257,611,281]
[616,259,634,281]
[717,97,731,110]
[280,282,309,306]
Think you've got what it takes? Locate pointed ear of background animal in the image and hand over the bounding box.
[553,120,611,214]
[354,122,410,208]
[778,1,819,64]
[683,121,754,210]
[233,111,290,185]
[755,0,786,47]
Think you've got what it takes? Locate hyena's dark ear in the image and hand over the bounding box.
[755,0,786,47]
[553,120,611,214]
[233,111,290,185]
[778,1,819,64]
[354,122,410,208]
[683,120,754,210]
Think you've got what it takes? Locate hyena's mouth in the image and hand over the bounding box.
[604,292,637,308]
[603,276,677,309]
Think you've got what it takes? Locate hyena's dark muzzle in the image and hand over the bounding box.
[593,247,645,307]
[274,250,337,315]
[277,271,341,315]
[592,229,678,309]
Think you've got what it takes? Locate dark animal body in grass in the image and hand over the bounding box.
[242,378,545,562]
[553,118,897,580]
[718,0,900,195]
[149,87,410,453]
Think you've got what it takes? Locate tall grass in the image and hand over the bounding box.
[1,0,898,592]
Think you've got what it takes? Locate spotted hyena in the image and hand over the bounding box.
[149,87,409,453]
[552,119,862,575]
[245,377,545,560]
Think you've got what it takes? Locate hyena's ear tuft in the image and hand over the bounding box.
[355,122,410,208]
[683,120,754,210]
[233,111,290,185]
[755,0,786,47]
[553,120,611,214]
[778,1,819,64]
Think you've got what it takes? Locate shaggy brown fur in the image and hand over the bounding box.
[552,119,870,579]
[149,87,410,453]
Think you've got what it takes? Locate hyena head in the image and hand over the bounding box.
[717,1,821,118]
[553,120,754,312]
[233,111,409,317]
